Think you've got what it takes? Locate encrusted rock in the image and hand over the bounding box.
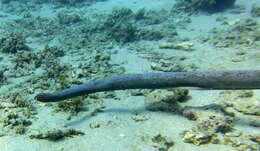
[150,59,185,72]
[251,4,260,17]
[0,33,30,53]
[180,129,217,145]
[0,108,32,134]
[0,69,7,86]
[29,127,84,141]
[159,42,193,51]
[210,18,260,48]
[145,88,189,112]
[218,90,260,115]
[197,115,233,134]
[151,134,175,151]
[248,134,260,144]
[174,0,236,13]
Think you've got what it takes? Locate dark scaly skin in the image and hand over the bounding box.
[35,70,260,102]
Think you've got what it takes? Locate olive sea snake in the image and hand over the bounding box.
[36,70,260,102]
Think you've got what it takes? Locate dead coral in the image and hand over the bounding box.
[149,57,197,72]
[145,88,189,112]
[55,96,85,114]
[197,115,233,134]
[0,68,7,86]
[103,7,179,43]
[0,91,33,108]
[251,4,260,17]
[209,18,260,48]
[248,134,260,144]
[151,134,175,151]
[180,92,260,149]
[180,113,259,150]
[223,135,260,151]
[217,90,260,116]
[0,108,32,134]
[180,114,233,145]
[75,50,125,80]
[104,7,138,43]
[29,127,84,141]
[34,0,87,6]
[10,45,65,78]
[131,113,150,122]
[89,120,116,129]
[0,0,12,4]
[57,11,82,25]
[159,42,194,51]
[180,129,218,145]
[0,32,30,53]
[174,0,236,13]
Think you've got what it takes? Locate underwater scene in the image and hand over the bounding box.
[0,0,260,150]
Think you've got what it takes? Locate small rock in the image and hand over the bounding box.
[159,42,193,51]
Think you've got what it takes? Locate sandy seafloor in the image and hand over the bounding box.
[0,0,259,151]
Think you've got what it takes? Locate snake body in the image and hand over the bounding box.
[36,70,260,102]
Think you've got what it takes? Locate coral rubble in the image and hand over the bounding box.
[217,90,260,116]
[0,32,30,53]
[174,0,236,13]
[209,18,260,48]
[29,127,84,141]
[251,4,260,17]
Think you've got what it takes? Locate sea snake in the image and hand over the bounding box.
[35,70,260,102]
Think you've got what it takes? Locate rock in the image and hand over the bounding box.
[0,33,30,53]
[218,90,260,115]
[29,127,84,141]
[174,0,236,13]
[251,4,260,17]
[180,130,215,145]
[159,42,194,51]
[225,18,240,26]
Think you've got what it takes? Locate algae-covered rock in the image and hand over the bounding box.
[29,127,84,141]
[180,130,216,145]
[55,97,85,114]
[0,69,6,86]
[180,112,236,146]
[104,7,137,43]
[0,91,33,108]
[0,108,32,134]
[103,7,177,43]
[248,134,260,144]
[218,90,260,115]
[159,42,194,51]
[57,11,82,25]
[174,0,236,13]
[210,18,260,48]
[35,0,86,6]
[0,32,30,53]
[251,4,260,17]
[197,115,233,134]
[145,88,189,112]
[223,135,260,151]
[150,60,186,72]
[151,134,175,151]
[149,57,197,72]
[0,0,15,4]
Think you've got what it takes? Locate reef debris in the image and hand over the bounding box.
[29,127,85,141]
[0,32,30,53]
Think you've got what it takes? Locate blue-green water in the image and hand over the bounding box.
[0,0,259,151]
